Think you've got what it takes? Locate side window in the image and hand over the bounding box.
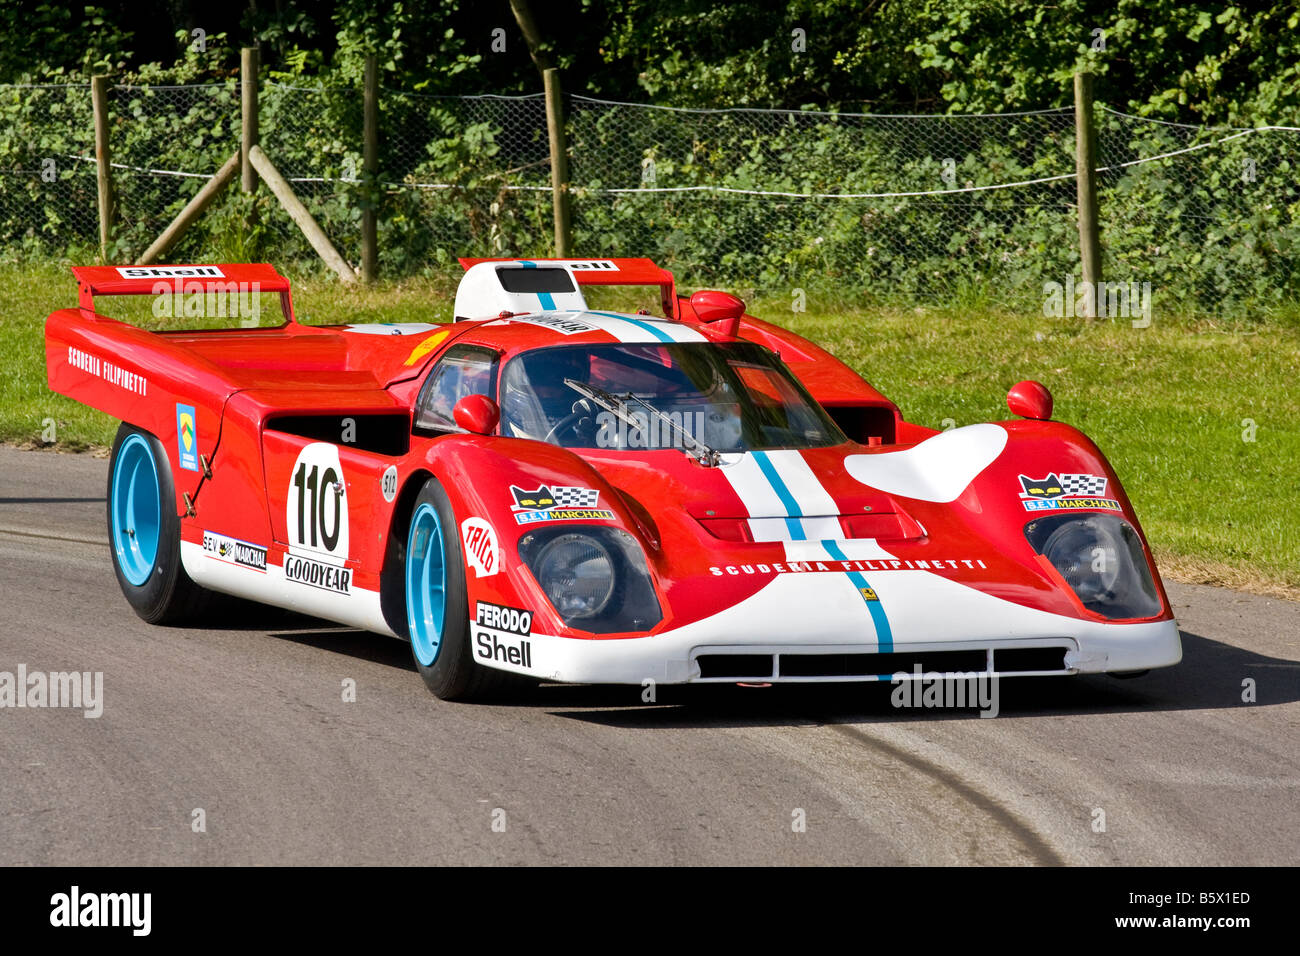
[414,346,498,432]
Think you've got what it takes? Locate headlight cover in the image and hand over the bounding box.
[518,526,663,634]
[1025,513,1162,619]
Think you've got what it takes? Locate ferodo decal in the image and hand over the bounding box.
[510,484,614,525]
[474,601,534,670]
[1018,473,1121,513]
[461,518,500,577]
[285,444,351,594]
[176,404,198,472]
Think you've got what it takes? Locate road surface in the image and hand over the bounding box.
[1,445,1296,865]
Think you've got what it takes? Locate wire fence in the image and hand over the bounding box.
[1,77,1297,313]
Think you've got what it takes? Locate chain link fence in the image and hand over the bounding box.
[2,76,1297,313]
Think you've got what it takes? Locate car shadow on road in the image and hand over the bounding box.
[536,630,1300,729]
[265,626,415,671]
[233,622,1298,726]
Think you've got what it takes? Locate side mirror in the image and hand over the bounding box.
[1007,380,1053,421]
[453,394,500,435]
[689,290,745,325]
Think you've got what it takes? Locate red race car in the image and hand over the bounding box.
[45,258,1180,700]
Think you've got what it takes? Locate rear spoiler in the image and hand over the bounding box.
[458,257,677,318]
[71,263,296,320]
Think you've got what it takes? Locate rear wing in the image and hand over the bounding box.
[71,263,297,321]
[458,257,677,318]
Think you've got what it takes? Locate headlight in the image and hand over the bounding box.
[533,533,616,620]
[519,526,663,634]
[1025,513,1162,619]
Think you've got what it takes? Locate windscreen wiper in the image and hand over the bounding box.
[564,378,722,466]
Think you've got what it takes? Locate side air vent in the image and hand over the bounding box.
[266,413,410,456]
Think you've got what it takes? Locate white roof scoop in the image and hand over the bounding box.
[454,260,589,320]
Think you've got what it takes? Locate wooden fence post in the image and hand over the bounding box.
[543,67,571,258]
[1074,72,1102,315]
[361,54,379,282]
[250,146,357,282]
[137,152,241,264]
[241,47,259,194]
[91,75,114,261]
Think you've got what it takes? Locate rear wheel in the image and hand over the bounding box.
[405,476,515,701]
[107,423,213,624]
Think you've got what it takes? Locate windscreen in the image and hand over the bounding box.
[498,342,844,452]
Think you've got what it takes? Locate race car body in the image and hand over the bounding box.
[45,258,1180,699]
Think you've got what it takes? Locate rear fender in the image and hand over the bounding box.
[46,307,234,515]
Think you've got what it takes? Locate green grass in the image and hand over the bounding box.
[3,261,1298,595]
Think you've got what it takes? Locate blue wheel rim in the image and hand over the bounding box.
[111,433,161,586]
[406,502,447,667]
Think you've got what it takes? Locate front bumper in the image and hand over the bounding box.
[475,570,1182,684]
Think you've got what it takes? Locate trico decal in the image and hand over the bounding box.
[116,265,225,279]
[475,602,533,669]
[510,484,614,525]
[1018,473,1121,513]
[67,346,148,396]
[202,530,267,572]
[286,443,350,561]
[283,554,352,594]
[461,518,500,577]
[176,404,199,472]
[709,557,989,576]
[507,314,596,335]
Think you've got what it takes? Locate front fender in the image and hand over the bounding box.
[847,420,1172,623]
[418,436,660,638]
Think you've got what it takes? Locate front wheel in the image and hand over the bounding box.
[405,476,516,701]
[107,423,214,624]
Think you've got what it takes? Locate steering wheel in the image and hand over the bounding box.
[544,409,589,445]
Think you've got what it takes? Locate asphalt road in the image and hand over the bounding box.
[1,444,1297,866]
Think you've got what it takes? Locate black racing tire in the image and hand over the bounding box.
[106,422,216,625]
[404,475,527,701]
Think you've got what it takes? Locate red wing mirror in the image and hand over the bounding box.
[689,290,746,331]
[1007,380,1053,420]
[453,394,500,435]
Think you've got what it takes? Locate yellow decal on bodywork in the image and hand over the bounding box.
[404,329,451,366]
